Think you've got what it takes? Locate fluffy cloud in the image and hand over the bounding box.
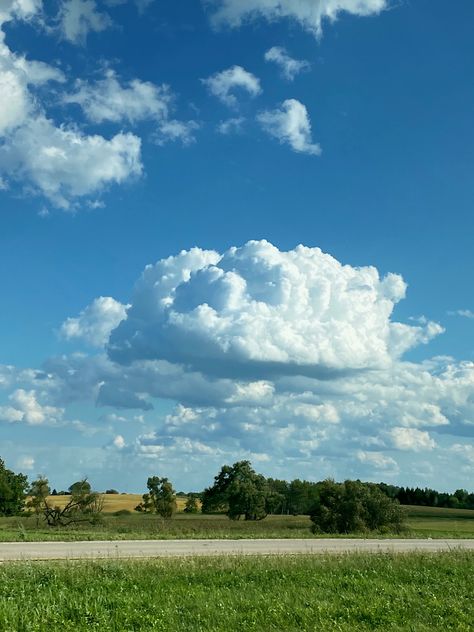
[0,389,64,425]
[2,240,474,488]
[58,0,112,44]
[60,297,129,347]
[389,427,436,452]
[264,46,310,81]
[0,8,143,209]
[207,0,388,37]
[449,309,474,320]
[153,119,200,146]
[0,117,142,209]
[257,99,321,155]
[64,71,172,124]
[109,240,440,376]
[202,65,262,107]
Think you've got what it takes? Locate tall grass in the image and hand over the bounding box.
[0,552,473,630]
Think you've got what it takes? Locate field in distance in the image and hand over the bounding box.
[1,497,474,542]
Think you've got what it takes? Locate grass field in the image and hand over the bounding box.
[1,501,473,542]
[0,552,472,630]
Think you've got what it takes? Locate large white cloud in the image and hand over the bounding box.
[109,240,441,377]
[202,65,262,107]
[257,99,321,155]
[207,0,388,37]
[2,241,474,488]
[0,7,144,209]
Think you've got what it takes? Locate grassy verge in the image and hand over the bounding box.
[1,552,473,631]
[1,506,474,542]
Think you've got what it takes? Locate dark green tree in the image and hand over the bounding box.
[0,457,29,516]
[310,479,406,534]
[202,461,282,521]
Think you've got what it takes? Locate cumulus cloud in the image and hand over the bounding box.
[60,297,129,347]
[264,46,310,81]
[16,455,35,470]
[0,117,142,209]
[389,427,436,451]
[64,70,172,124]
[0,389,64,425]
[257,99,321,155]
[109,240,441,377]
[202,65,262,107]
[58,0,112,45]
[207,0,388,37]
[2,240,474,488]
[0,8,143,209]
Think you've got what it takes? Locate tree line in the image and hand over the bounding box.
[1,456,473,534]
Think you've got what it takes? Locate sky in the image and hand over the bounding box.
[0,0,473,493]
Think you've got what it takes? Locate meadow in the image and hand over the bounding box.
[0,498,473,541]
[0,552,472,630]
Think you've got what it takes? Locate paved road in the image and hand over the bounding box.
[1,538,473,561]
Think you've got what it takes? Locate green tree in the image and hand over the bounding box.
[27,476,51,525]
[310,479,406,534]
[202,461,282,521]
[0,457,28,516]
[146,477,177,518]
[184,494,199,514]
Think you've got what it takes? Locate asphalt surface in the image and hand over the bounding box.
[1,538,473,561]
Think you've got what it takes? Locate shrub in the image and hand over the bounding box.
[310,479,406,534]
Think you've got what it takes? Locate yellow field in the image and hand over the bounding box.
[44,494,188,512]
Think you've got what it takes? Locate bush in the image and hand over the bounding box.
[113,509,132,516]
[310,479,406,534]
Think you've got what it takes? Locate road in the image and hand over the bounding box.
[0,538,473,561]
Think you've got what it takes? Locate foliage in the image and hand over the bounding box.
[202,461,283,521]
[310,479,406,534]
[0,457,28,516]
[0,553,473,631]
[183,495,199,514]
[378,483,474,510]
[136,477,177,518]
[28,477,104,527]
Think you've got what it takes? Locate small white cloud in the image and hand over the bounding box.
[113,434,126,449]
[389,427,436,452]
[357,450,399,471]
[217,116,245,135]
[60,297,129,347]
[202,65,262,107]
[257,99,321,155]
[449,309,474,320]
[264,46,310,81]
[208,0,388,37]
[154,119,200,146]
[64,70,172,124]
[58,0,112,45]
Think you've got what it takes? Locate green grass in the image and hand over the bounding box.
[0,506,473,542]
[0,552,473,631]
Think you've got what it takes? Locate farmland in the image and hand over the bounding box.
[0,552,473,631]
[0,497,473,542]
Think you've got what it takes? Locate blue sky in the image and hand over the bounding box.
[0,0,473,492]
